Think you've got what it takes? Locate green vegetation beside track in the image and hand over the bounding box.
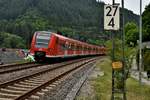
[92,57,150,100]
[92,57,112,100]
[126,78,150,100]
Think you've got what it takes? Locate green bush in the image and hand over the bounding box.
[105,38,136,89]
[143,48,150,71]
[136,47,150,71]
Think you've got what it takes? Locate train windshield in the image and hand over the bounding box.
[35,32,51,48]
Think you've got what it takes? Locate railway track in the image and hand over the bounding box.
[0,58,89,74]
[0,62,44,74]
[0,57,97,100]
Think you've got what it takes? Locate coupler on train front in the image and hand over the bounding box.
[34,51,46,62]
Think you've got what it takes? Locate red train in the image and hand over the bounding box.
[30,31,106,61]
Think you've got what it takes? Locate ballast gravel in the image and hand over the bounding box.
[40,62,96,100]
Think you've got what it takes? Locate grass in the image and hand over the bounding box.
[92,57,112,100]
[92,57,150,100]
[126,78,150,100]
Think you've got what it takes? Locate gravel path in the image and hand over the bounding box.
[131,59,150,85]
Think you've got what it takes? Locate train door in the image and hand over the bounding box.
[82,45,84,55]
[64,41,69,56]
[76,44,79,55]
[68,42,73,56]
[79,45,82,55]
[74,43,76,55]
[69,43,73,55]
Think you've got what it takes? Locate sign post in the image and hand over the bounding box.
[121,0,126,99]
[104,0,126,99]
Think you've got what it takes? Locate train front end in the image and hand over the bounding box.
[30,31,52,61]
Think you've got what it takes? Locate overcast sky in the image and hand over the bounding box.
[99,0,150,14]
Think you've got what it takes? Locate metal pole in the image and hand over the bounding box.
[121,0,126,99]
[111,1,115,100]
[112,31,115,100]
[139,0,142,85]
[112,0,115,4]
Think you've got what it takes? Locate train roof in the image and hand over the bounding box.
[36,31,102,48]
[52,33,96,47]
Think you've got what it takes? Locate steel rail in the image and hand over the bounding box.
[0,57,97,100]
[15,59,96,100]
[0,62,34,68]
[0,57,91,88]
[0,63,44,74]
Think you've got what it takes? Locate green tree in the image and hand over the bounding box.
[125,22,139,46]
[0,32,26,48]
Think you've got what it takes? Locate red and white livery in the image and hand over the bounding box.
[30,31,106,61]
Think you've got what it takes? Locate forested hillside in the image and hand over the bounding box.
[0,0,139,48]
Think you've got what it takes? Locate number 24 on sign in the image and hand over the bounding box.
[104,5,120,30]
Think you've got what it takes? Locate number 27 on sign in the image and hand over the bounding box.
[104,5,120,30]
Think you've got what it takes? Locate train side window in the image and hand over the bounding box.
[80,46,82,50]
[70,44,72,50]
[84,47,86,51]
[65,44,67,49]
[79,46,81,50]
[68,44,71,50]
[62,43,66,50]
[96,48,98,52]
[59,42,65,50]
[76,45,78,50]
[65,42,69,49]
[71,44,74,50]
[82,46,84,51]
[82,46,83,51]
[80,45,82,50]
[89,48,91,51]
[77,45,79,50]
[78,46,81,50]
[85,47,87,50]
[74,44,76,50]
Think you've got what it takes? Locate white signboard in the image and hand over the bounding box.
[104,5,120,30]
